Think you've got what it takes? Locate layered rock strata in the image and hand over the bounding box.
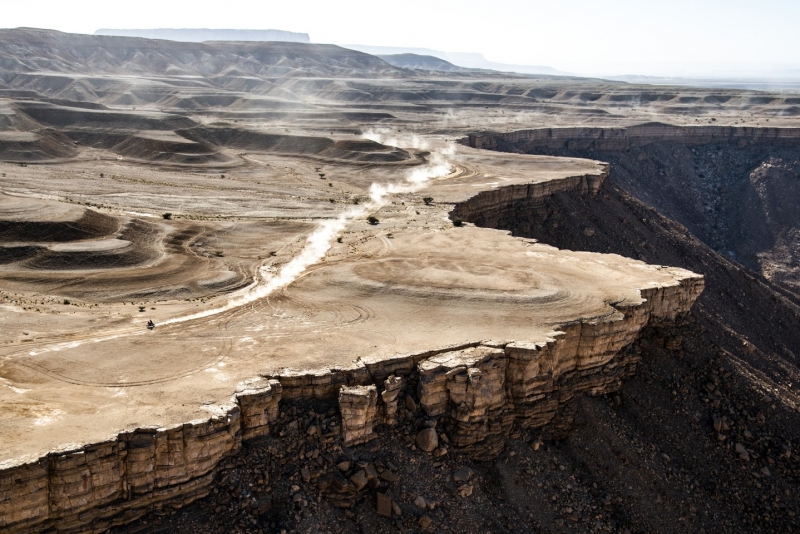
[338,386,379,446]
[467,123,800,152]
[236,378,282,441]
[1,413,241,533]
[380,376,405,426]
[449,168,607,227]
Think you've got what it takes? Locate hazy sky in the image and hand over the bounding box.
[4,0,800,77]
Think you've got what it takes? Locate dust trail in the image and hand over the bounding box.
[362,128,430,151]
[162,145,454,326]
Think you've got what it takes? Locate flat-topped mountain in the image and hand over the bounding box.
[94,28,311,43]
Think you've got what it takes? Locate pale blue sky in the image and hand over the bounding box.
[3,0,799,77]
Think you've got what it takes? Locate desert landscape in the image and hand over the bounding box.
[0,27,799,534]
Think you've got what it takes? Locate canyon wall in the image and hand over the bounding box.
[450,169,607,227]
[467,123,800,152]
[0,175,703,534]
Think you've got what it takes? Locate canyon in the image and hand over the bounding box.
[0,28,798,534]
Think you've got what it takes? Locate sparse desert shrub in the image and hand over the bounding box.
[336,237,343,243]
[162,213,172,220]
[367,216,379,225]
[423,196,433,205]
[453,218,463,227]
[138,306,145,312]
[63,299,70,305]
[215,250,224,257]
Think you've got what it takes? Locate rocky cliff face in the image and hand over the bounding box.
[0,412,242,533]
[449,169,607,227]
[467,123,800,152]
[0,175,703,534]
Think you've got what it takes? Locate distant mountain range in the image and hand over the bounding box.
[377,54,471,73]
[95,28,310,43]
[87,30,800,90]
[0,28,394,79]
[344,45,567,76]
